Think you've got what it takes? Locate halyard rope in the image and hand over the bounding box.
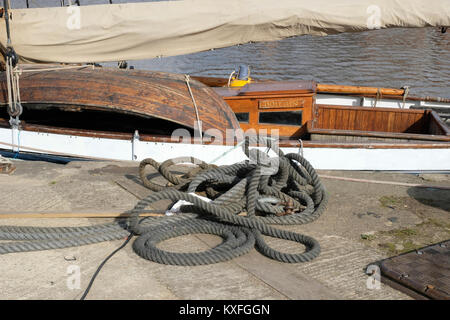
[5,54,22,119]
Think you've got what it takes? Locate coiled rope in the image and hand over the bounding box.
[0,138,328,266]
[131,138,328,265]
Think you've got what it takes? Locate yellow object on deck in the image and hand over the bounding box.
[230,77,252,87]
[228,65,252,87]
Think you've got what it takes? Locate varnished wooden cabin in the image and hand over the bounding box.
[213,80,450,143]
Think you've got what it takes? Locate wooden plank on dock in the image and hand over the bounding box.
[115,176,153,200]
[195,233,340,300]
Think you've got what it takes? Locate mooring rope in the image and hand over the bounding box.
[184,74,203,140]
[401,86,410,109]
[0,138,327,265]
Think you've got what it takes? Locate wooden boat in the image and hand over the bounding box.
[0,1,448,170]
[0,66,449,171]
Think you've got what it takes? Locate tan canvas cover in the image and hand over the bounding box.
[0,0,449,63]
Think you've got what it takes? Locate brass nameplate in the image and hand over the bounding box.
[258,98,305,109]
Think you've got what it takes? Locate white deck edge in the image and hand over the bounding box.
[0,128,449,171]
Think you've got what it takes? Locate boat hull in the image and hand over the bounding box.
[1,127,449,171]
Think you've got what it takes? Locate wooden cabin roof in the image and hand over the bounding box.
[214,80,316,97]
[0,66,240,136]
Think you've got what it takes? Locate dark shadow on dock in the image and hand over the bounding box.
[407,187,450,212]
[125,173,146,187]
[124,169,187,187]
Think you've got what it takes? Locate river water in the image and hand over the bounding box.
[13,0,450,98]
[136,27,450,98]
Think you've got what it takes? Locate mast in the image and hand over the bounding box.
[2,0,11,48]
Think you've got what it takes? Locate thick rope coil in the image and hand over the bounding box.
[0,140,327,266]
[133,141,328,265]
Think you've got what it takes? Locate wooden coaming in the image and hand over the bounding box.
[305,106,450,143]
[315,105,435,133]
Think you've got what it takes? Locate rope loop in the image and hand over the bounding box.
[131,148,328,265]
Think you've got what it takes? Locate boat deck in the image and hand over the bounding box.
[1,159,448,300]
[303,105,450,144]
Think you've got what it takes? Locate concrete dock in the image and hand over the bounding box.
[0,159,448,300]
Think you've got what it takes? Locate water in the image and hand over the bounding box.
[123,28,449,98]
[12,1,450,98]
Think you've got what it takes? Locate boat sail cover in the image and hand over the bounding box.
[0,0,449,63]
